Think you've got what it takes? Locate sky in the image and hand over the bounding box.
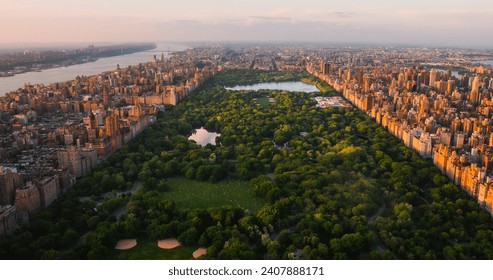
[1,0,492,48]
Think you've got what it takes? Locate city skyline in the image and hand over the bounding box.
[1,0,493,48]
[1,43,493,261]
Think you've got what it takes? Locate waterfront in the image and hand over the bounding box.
[0,43,189,96]
[225,81,320,93]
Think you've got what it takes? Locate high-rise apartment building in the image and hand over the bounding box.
[429,69,438,86]
[320,61,330,75]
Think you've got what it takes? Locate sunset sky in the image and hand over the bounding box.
[1,0,492,47]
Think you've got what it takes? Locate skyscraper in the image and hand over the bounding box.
[471,76,481,93]
[447,79,455,95]
[103,84,109,108]
[429,69,438,86]
[320,61,330,75]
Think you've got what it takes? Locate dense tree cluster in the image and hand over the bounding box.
[1,69,493,259]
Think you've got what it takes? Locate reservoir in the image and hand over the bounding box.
[225,81,320,93]
[0,42,188,96]
[188,127,221,146]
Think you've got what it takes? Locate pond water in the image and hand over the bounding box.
[225,81,320,93]
[188,127,221,146]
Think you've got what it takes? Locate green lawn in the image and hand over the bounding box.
[113,239,196,260]
[164,177,265,213]
[255,96,271,107]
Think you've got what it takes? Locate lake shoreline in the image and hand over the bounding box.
[225,81,321,93]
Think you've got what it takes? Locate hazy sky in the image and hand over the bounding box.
[1,0,492,47]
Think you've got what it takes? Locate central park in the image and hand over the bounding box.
[2,69,493,260]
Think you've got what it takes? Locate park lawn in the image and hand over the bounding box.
[255,96,271,107]
[164,177,265,213]
[257,96,271,107]
[114,239,196,260]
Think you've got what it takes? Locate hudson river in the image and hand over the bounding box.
[0,43,188,96]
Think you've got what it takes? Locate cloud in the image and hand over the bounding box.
[249,16,293,21]
[2,1,493,47]
[329,11,355,18]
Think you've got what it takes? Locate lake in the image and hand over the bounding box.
[188,127,221,146]
[225,81,320,92]
[0,42,189,96]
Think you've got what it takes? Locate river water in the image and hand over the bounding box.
[0,42,189,96]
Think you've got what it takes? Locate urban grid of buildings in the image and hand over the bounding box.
[1,44,493,238]
[0,48,216,237]
[307,47,493,216]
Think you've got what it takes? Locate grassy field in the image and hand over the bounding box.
[255,96,271,107]
[164,177,265,213]
[113,239,196,260]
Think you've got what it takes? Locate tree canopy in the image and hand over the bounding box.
[2,69,493,260]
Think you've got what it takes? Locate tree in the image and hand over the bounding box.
[218,237,256,259]
[250,175,277,198]
[178,227,199,244]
